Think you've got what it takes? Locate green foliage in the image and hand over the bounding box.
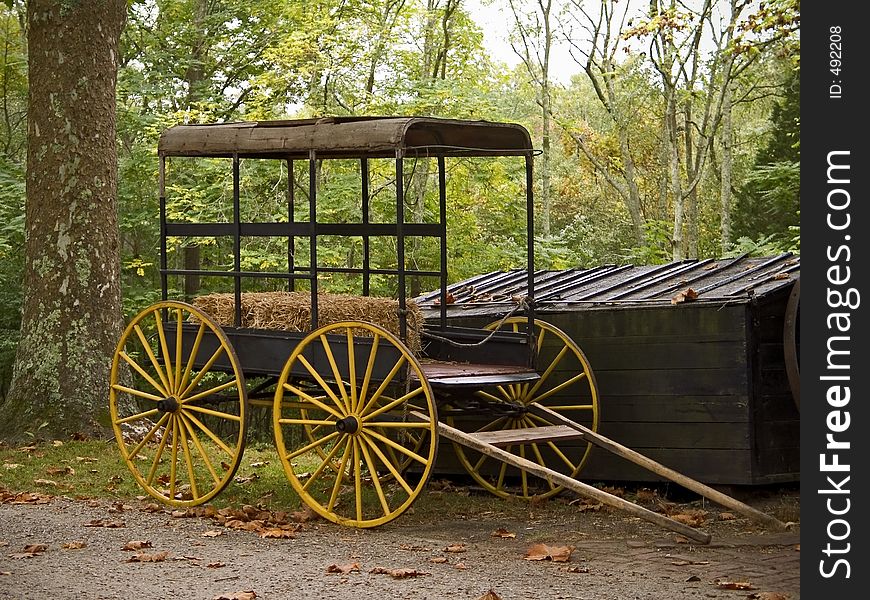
[732,69,799,245]
[3,0,804,353]
[0,4,25,400]
[625,220,674,265]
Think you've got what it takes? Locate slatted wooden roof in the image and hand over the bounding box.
[416,254,800,309]
[158,117,534,159]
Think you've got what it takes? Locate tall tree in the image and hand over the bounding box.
[625,0,797,259]
[508,0,557,237]
[563,0,647,245]
[0,0,126,440]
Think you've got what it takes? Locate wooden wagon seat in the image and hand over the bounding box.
[192,291,423,352]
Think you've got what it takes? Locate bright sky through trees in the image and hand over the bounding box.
[468,0,580,83]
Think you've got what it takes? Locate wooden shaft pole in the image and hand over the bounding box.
[413,413,712,544]
[528,403,788,531]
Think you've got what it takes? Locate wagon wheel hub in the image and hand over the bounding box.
[335,415,360,435]
[157,396,180,414]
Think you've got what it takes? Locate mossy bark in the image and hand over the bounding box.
[0,0,126,442]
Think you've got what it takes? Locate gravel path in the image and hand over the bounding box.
[1,493,799,600]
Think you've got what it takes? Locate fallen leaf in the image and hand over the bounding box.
[685,575,701,582]
[432,292,456,306]
[369,567,431,579]
[8,491,53,505]
[76,456,98,463]
[46,466,75,476]
[453,562,467,571]
[141,503,162,513]
[476,591,503,600]
[443,543,467,553]
[174,555,201,562]
[326,562,360,574]
[248,461,268,468]
[84,519,126,528]
[207,562,227,569]
[33,479,58,487]
[0,571,11,576]
[8,544,48,559]
[212,591,256,600]
[399,544,431,552]
[290,507,318,523]
[259,528,296,539]
[598,485,625,497]
[125,551,170,563]
[3,463,21,470]
[635,488,659,503]
[671,288,699,304]
[491,528,516,539]
[523,543,574,562]
[122,540,153,551]
[52,440,64,447]
[429,556,448,564]
[524,543,550,561]
[234,474,259,484]
[673,535,690,544]
[574,501,603,512]
[671,509,708,527]
[718,512,736,521]
[61,541,87,550]
[202,530,224,538]
[747,593,790,600]
[715,580,755,590]
[560,565,589,573]
[548,546,574,563]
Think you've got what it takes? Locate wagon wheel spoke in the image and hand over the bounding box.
[450,318,599,501]
[320,334,351,413]
[302,437,350,493]
[110,301,248,508]
[273,321,437,527]
[357,435,391,517]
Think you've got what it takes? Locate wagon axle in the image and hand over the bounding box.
[334,415,360,434]
[156,397,179,413]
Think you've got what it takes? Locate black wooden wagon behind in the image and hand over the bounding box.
[415,254,801,486]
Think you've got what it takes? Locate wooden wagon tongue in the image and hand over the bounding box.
[410,405,788,546]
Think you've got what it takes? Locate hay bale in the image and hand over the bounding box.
[192,291,422,352]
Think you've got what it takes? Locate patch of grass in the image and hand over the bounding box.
[0,439,305,511]
[0,438,584,526]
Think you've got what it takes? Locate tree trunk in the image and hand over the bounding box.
[683,102,699,258]
[0,0,126,441]
[540,77,551,238]
[665,90,684,261]
[719,82,734,255]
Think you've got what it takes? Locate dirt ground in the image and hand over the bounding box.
[0,483,799,600]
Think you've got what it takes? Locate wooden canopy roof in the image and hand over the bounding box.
[158,116,534,159]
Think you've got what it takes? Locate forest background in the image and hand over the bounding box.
[0,0,799,402]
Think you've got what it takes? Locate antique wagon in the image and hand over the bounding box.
[108,117,782,540]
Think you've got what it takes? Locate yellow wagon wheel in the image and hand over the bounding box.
[449,318,599,500]
[109,301,248,507]
[273,321,437,528]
